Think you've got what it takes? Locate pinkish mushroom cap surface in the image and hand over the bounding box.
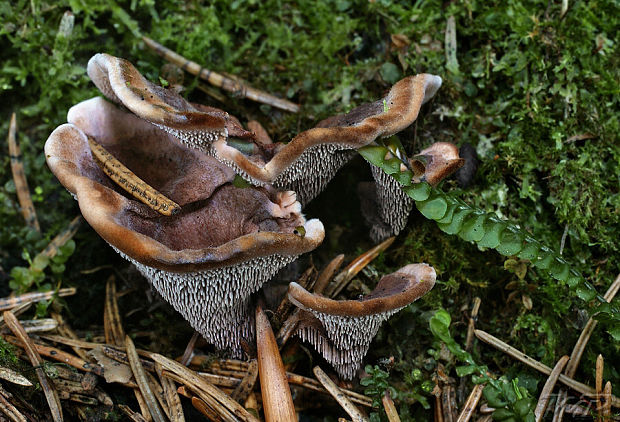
[45,96,324,355]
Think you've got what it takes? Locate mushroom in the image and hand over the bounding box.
[86,53,254,152]
[213,74,443,205]
[45,96,324,356]
[287,263,436,379]
[367,141,465,241]
[86,53,446,209]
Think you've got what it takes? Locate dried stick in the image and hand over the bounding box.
[152,353,259,422]
[382,390,401,422]
[0,366,32,386]
[142,36,300,113]
[464,297,481,352]
[179,332,199,367]
[456,384,484,422]
[0,318,57,334]
[326,237,395,298]
[601,381,612,420]
[534,355,568,421]
[595,354,603,420]
[104,276,125,346]
[3,335,103,376]
[119,404,149,422]
[7,113,40,232]
[51,312,90,361]
[190,395,223,421]
[167,372,237,422]
[554,273,620,421]
[38,215,81,259]
[474,329,620,407]
[230,359,258,404]
[89,136,180,216]
[565,274,620,376]
[155,363,185,422]
[0,386,27,422]
[0,288,76,312]
[256,303,297,421]
[2,312,62,422]
[313,366,368,422]
[313,254,345,295]
[126,336,166,422]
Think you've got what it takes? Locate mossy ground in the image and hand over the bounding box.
[1,1,618,420]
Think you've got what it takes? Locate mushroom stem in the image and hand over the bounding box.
[256,303,297,422]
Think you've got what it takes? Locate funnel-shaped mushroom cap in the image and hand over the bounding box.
[413,142,465,186]
[368,141,464,242]
[213,74,443,205]
[87,53,253,151]
[288,263,436,378]
[46,97,324,355]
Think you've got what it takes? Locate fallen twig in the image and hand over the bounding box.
[155,362,185,422]
[382,390,401,422]
[89,136,180,216]
[0,385,27,422]
[313,366,368,422]
[313,254,345,295]
[456,384,484,422]
[231,359,258,404]
[554,273,620,420]
[256,302,296,421]
[7,112,40,232]
[153,353,259,422]
[119,404,149,422]
[0,366,32,386]
[126,336,166,422]
[38,215,82,259]
[0,318,57,334]
[0,288,77,312]
[534,355,568,421]
[474,329,620,407]
[3,335,103,376]
[325,237,395,298]
[142,36,300,113]
[104,276,126,346]
[2,312,62,422]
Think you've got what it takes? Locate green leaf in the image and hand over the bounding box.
[416,196,448,220]
[459,213,487,242]
[497,228,524,256]
[358,145,388,167]
[478,217,507,249]
[438,207,473,235]
[403,182,431,201]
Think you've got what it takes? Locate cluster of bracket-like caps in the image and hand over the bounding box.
[87,53,254,152]
[212,74,443,205]
[45,96,324,356]
[288,263,436,379]
[361,141,464,242]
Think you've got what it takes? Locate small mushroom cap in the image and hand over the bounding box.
[414,142,465,186]
[45,97,324,273]
[288,263,436,317]
[212,74,443,185]
[87,53,252,149]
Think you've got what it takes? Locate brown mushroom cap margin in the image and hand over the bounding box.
[45,96,325,355]
[213,74,443,205]
[288,263,436,378]
[87,53,253,152]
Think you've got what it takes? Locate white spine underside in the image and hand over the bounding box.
[111,245,297,357]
